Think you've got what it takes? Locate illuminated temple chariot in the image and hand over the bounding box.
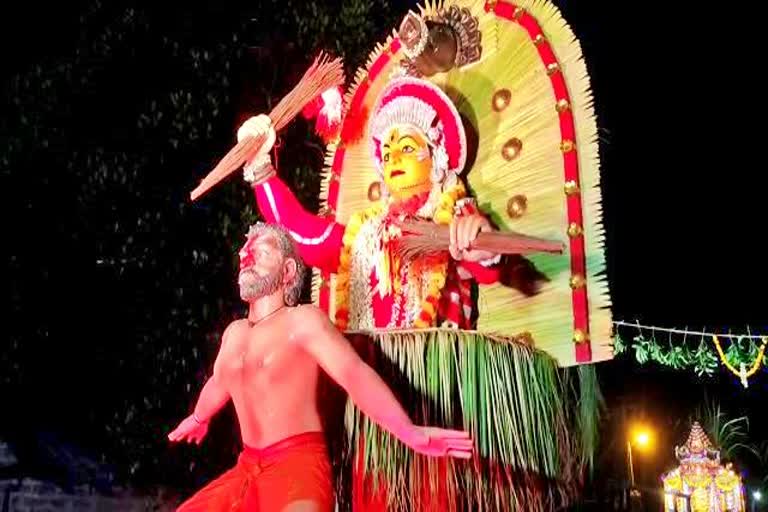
[662,422,745,512]
[197,0,613,509]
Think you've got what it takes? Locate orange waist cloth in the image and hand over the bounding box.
[177,431,333,512]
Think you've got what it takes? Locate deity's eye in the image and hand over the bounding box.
[383,153,390,162]
[402,145,414,154]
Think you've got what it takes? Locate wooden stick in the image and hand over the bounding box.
[395,220,564,260]
[190,53,344,201]
[190,134,266,201]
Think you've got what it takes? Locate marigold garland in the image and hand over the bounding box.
[614,321,768,387]
[334,183,466,330]
[713,335,767,387]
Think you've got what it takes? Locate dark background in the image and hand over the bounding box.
[2,0,765,504]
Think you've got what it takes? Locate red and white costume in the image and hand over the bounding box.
[252,77,502,332]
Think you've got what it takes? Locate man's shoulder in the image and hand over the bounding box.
[286,305,329,340]
[227,318,249,329]
[221,319,248,340]
[290,304,326,323]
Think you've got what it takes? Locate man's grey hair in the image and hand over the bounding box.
[246,222,306,306]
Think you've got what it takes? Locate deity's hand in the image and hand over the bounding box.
[402,426,474,459]
[167,414,209,445]
[237,114,277,185]
[449,214,498,263]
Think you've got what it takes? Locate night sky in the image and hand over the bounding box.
[3,0,765,502]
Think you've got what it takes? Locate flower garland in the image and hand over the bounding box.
[334,182,466,330]
[334,204,382,330]
[712,335,767,388]
[614,321,768,387]
[412,253,449,328]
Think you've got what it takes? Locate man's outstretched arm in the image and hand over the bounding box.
[168,324,234,444]
[190,373,230,424]
[293,306,473,459]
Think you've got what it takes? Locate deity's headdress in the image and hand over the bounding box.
[368,76,467,188]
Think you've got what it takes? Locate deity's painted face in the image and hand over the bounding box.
[380,124,433,201]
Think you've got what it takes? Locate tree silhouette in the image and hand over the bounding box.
[3,0,397,494]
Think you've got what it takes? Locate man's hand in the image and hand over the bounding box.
[237,114,277,167]
[294,306,474,460]
[167,415,209,445]
[402,426,474,459]
[449,214,497,263]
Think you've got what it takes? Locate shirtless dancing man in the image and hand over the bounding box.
[168,222,473,511]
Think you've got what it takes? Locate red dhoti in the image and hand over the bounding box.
[177,432,333,511]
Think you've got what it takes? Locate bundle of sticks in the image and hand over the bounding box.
[190,53,344,201]
[395,220,564,260]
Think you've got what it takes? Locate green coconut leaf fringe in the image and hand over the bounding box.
[323,329,600,511]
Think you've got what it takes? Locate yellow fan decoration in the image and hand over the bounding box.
[313,0,611,366]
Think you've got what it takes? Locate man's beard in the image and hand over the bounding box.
[238,268,283,302]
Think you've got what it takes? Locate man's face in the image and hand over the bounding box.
[238,231,284,302]
[381,124,433,201]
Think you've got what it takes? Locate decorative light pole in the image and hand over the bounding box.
[627,425,652,488]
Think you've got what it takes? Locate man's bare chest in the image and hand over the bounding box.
[217,333,298,383]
